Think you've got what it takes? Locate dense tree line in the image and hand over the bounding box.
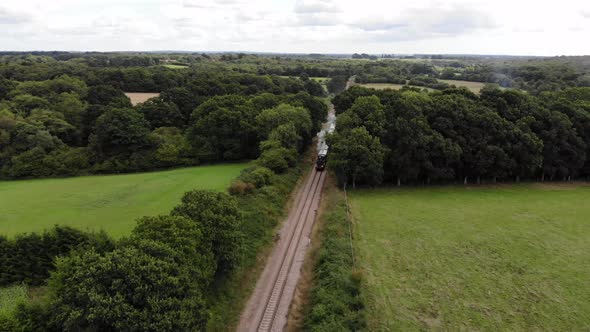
[0,64,326,179]
[0,226,113,287]
[329,86,590,187]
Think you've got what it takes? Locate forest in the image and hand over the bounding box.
[0,54,328,179]
[329,85,590,187]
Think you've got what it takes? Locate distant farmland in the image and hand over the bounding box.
[352,184,590,330]
[359,80,491,93]
[439,79,488,93]
[358,83,433,91]
[125,92,160,105]
[0,164,247,238]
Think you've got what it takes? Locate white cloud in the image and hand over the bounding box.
[294,0,340,14]
[0,7,32,24]
[0,0,587,55]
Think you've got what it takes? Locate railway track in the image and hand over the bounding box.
[238,168,327,331]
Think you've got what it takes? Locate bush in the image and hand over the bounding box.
[49,245,208,331]
[130,215,216,289]
[229,180,255,195]
[258,147,297,173]
[238,166,274,188]
[171,190,243,273]
[42,147,90,176]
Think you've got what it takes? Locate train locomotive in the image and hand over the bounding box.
[316,146,328,171]
[316,121,335,171]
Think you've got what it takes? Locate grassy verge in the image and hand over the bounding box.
[206,157,311,331]
[0,285,27,318]
[0,164,247,238]
[351,183,590,330]
[301,175,365,331]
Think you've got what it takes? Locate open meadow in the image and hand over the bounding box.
[0,164,247,238]
[351,184,590,330]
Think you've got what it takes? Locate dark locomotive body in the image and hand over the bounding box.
[316,149,328,171]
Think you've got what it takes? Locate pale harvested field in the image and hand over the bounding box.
[125,92,160,106]
[359,83,433,91]
[439,79,487,93]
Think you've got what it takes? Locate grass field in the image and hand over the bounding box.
[0,285,27,318]
[351,184,590,330]
[0,164,247,238]
[162,64,188,69]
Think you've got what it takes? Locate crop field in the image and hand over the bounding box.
[0,284,27,318]
[439,79,488,93]
[359,83,433,91]
[350,184,590,330]
[124,92,160,105]
[0,164,247,238]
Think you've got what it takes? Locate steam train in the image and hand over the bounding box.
[316,145,328,171]
[316,122,335,171]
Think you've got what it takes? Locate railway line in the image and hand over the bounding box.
[238,96,338,332]
[238,167,327,331]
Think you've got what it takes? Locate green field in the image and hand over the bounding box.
[0,164,247,238]
[351,184,590,330]
[162,64,188,69]
[0,285,27,318]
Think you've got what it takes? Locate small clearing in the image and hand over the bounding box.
[125,92,160,106]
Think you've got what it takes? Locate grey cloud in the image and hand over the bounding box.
[0,7,32,24]
[294,0,340,14]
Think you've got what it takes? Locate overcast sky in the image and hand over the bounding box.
[1,0,589,55]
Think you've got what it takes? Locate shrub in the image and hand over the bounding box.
[130,215,216,289]
[258,147,297,173]
[238,166,274,188]
[49,245,208,331]
[229,180,255,195]
[171,190,243,273]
